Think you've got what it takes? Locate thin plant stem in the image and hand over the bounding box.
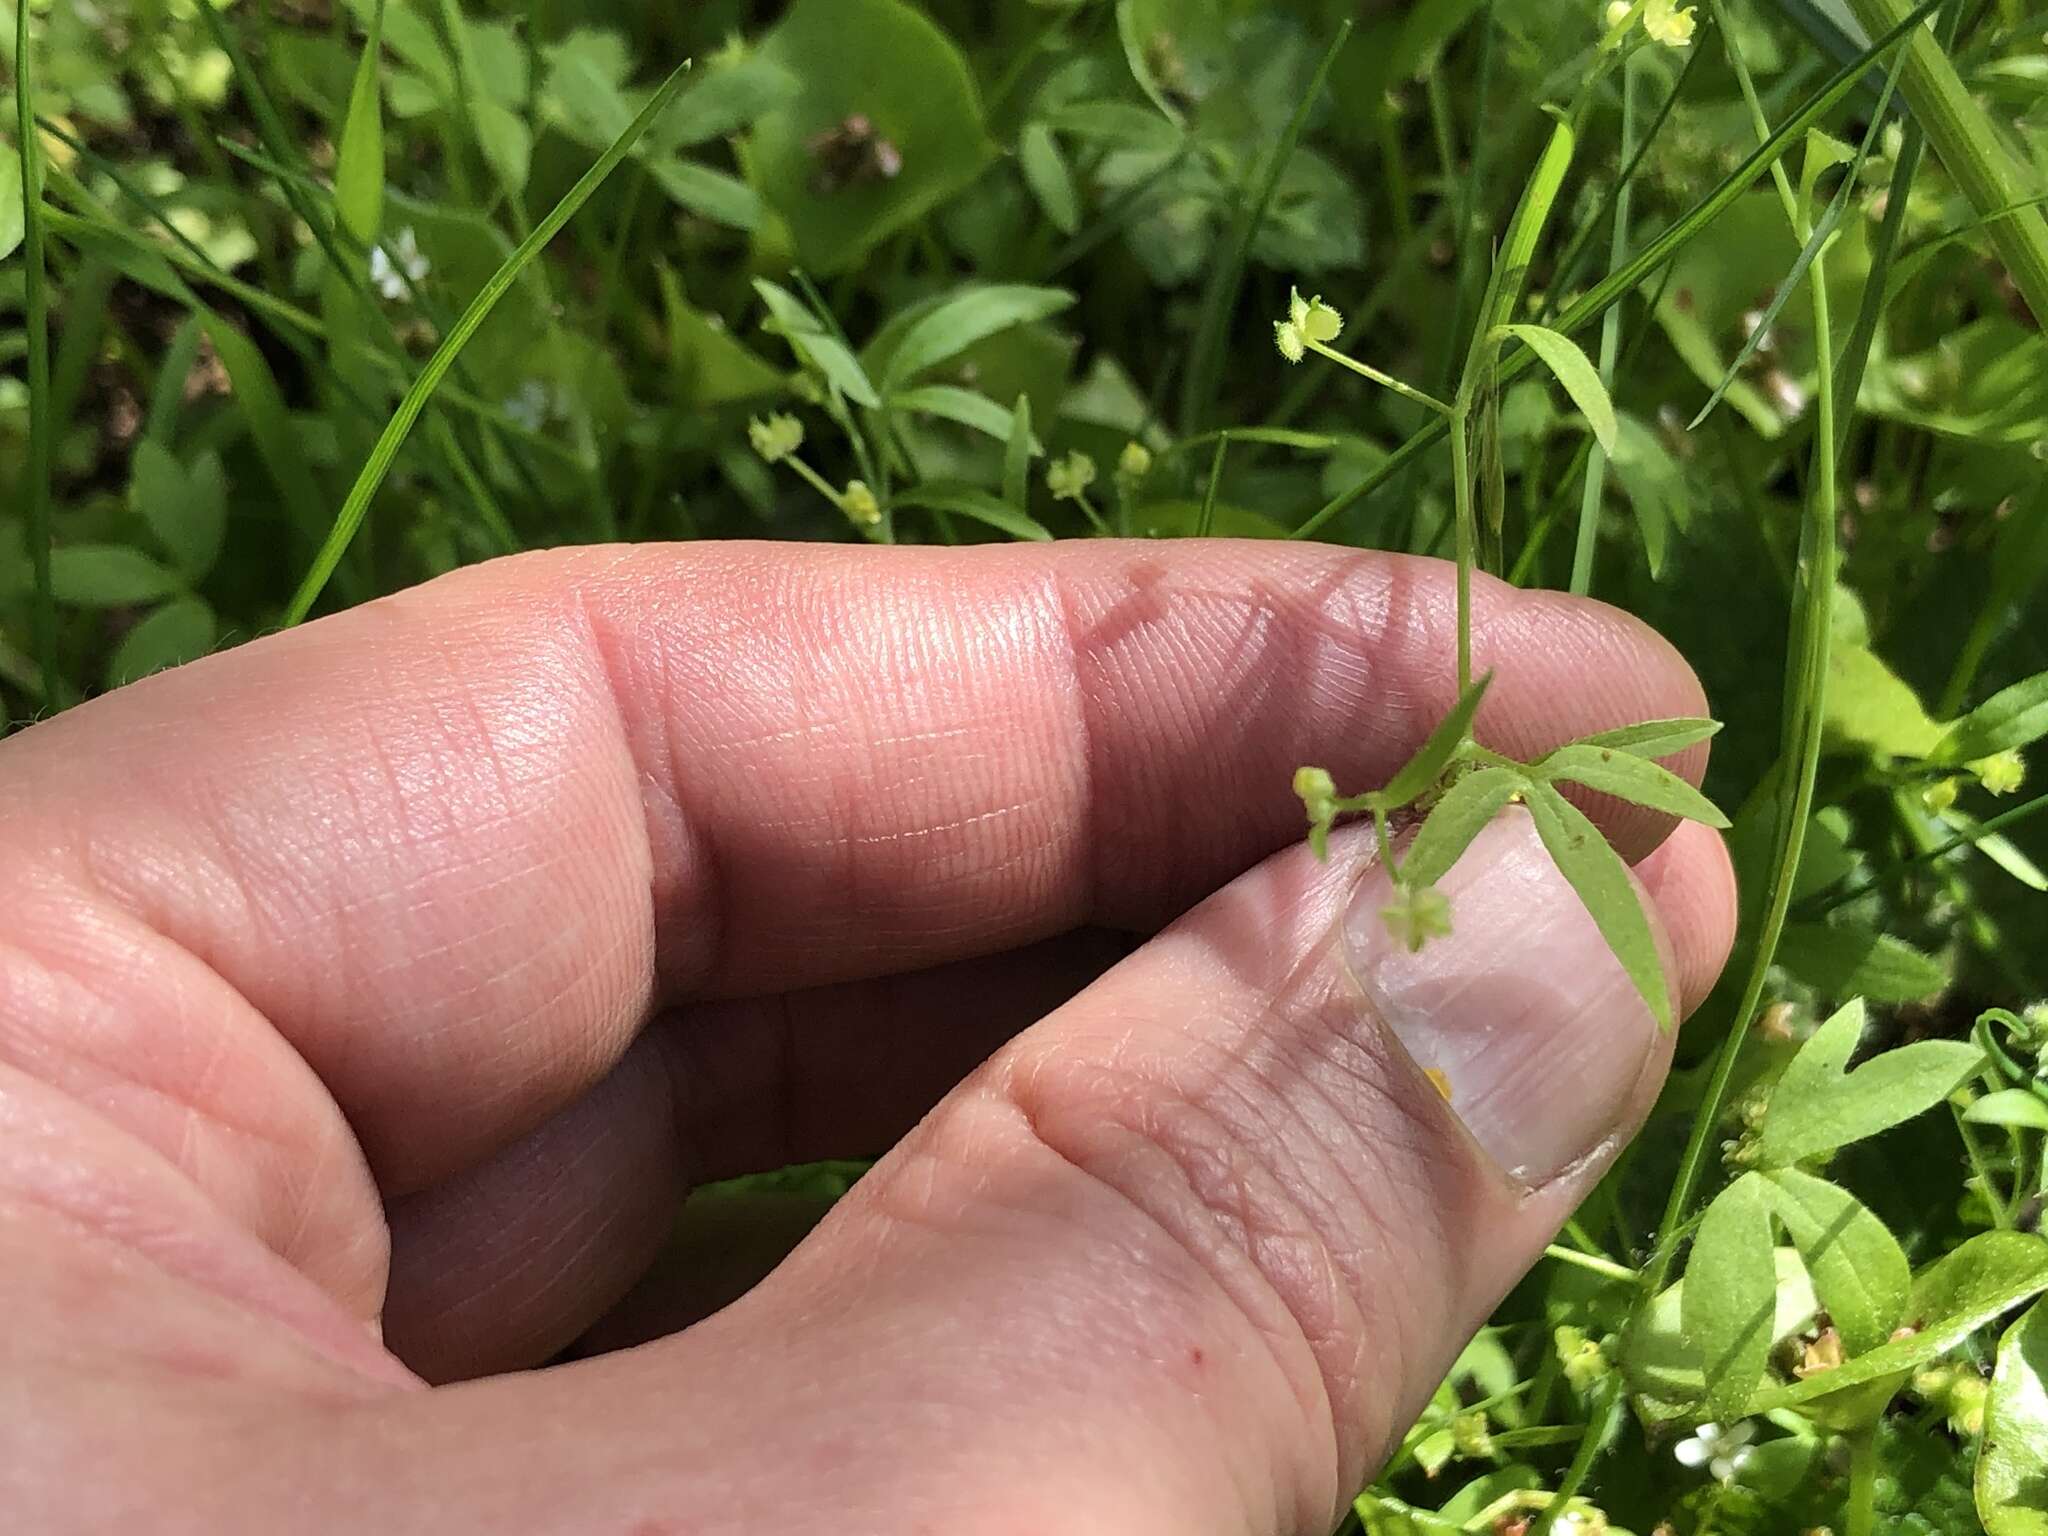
[15,1,60,708]
[1449,409,1476,692]
[1543,1245,1637,1283]
[1305,340,1454,417]
[1845,1426,1879,1536]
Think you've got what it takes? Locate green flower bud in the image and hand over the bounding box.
[1922,776,1961,814]
[1117,440,1154,480]
[840,479,882,527]
[1381,881,1454,953]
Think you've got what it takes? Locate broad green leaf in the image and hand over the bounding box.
[334,0,388,244]
[880,286,1076,395]
[1776,921,1949,1003]
[472,99,533,195]
[659,53,795,148]
[106,597,217,689]
[286,59,695,624]
[1625,1247,1818,1418]
[752,279,881,409]
[1758,999,1985,1167]
[1018,123,1080,236]
[51,545,187,608]
[652,161,762,230]
[1537,744,1730,828]
[1761,1168,1909,1355]
[1367,674,1494,814]
[1045,101,1183,154]
[1684,1172,1779,1421]
[1569,718,1723,758]
[1524,780,1673,1032]
[893,486,1053,543]
[201,314,324,539]
[1978,1299,2048,1536]
[750,0,996,274]
[1937,671,2048,763]
[129,441,227,582]
[1113,0,1186,128]
[1755,1232,2048,1414]
[1003,394,1034,513]
[1399,767,1528,890]
[658,265,785,406]
[1827,633,1946,759]
[1967,1090,2048,1131]
[891,385,1038,448]
[1496,324,1617,454]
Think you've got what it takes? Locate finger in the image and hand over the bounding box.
[0,543,1709,1230]
[379,933,1123,1382]
[325,811,1736,1535]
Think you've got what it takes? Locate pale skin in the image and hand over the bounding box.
[0,542,1736,1533]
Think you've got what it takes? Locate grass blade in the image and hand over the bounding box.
[283,59,694,625]
[15,0,59,707]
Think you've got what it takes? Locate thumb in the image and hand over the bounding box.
[364,811,1734,1535]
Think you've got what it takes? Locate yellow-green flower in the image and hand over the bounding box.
[1382,882,1454,952]
[1275,288,1343,363]
[1644,0,1697,46]
[1046,451,1098,502]
[1293,765,1339,824]
[1117,440,1154,480]
[1975,749,2026,796]
[747,413,804,464]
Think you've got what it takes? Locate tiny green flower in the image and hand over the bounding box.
[1117,440,1154,480]
[1046,451,1098,502]
[1643,0,1697,46]
[1975,749,2026,796]
[1450,1411,1493,1459]
[748,412,805,464]
[840,479,882,527]
[1922,776,1961,814]
[1381,881,1453,952]
[1293,765,1339,824]
[1295,290,1343,344]
[1274,319,1307,364]
[1555,1325,1611,1392]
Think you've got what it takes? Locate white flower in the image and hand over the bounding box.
[369,226,429,302]
[1675,1420,1756,1484]
[503,381,555,433]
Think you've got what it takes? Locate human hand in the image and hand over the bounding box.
[1,542,1733,1533]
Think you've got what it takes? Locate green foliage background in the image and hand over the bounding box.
[6,0,2048,1531]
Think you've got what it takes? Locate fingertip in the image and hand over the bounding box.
[1633,820,1739,1019]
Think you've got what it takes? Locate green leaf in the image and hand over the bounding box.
[1114,0,1186,128]
[1966,1090,2048,1131]
[201,314,324,541]
[1496,324,1618,454]
[1625,1247,1818,1418]
[0,152,22,263]
[1775,921,1949,1004]
[472,98,533,195]
[1607,412,1690,577]
[652,160,762,230]
[1524,780,1673,1033]
[1569,718,1723,758]
[1937,672,2048,763]
[750,0,996,274]
[658,264,786,406]
[128,441,227,582]
[50,545,187,608]
[893,486,1053,543]
[1979,1299,2048,1536]
[334,0,388,244]
[1942,810,2048,892]
[285,58,696,625]
[891,385,1039,448]
[1758,999,1985,1167]
[660,53,795,147]
[1019,123,1080,236]
[1483,121,1575,336]
[1003,394,1035,513]
[1367,674,1493,813]
[106,597,217,689]
[1685,1172,1779,1421]
[1755,1231,2048,1414]
[1400,767,1528,890]
[752,279,882,408]
[1760,1168,1909,1355]
[1537,744,1730,828]
[880,286,1075,395]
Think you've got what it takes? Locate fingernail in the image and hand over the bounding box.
[1341,810,1672,1188]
